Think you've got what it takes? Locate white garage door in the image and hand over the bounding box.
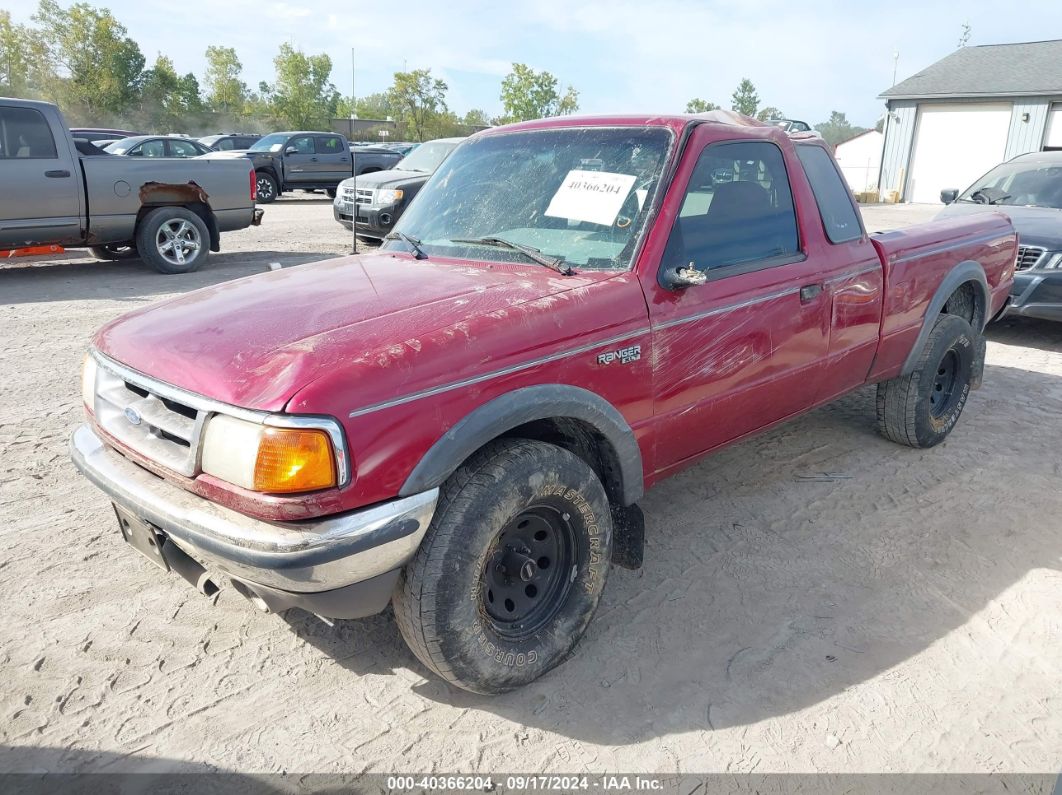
[1044,104,1062,149]
[907,103,1011,203]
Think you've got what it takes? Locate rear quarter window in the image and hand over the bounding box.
[0,107,58,159]
[796,145,863,244]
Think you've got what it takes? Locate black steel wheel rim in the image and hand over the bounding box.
[930,348,960,417]
[481,505,576,639]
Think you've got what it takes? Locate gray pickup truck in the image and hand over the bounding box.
[0,98,261,274]
[205,132,403,203]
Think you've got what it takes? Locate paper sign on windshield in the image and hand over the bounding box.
[545,170,637,226]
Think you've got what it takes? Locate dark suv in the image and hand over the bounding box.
[199,133,262,151]
[334,137,463,239]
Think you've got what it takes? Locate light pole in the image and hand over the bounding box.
[351,46,357,255]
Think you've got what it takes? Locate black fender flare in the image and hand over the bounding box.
[399,385,645,506]
[900,260,989,376]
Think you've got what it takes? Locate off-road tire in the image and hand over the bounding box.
[876,313,976,448]
[255,172,279,203]
[135,207,210,275]
[88,244,139,261]
[393,439,613,694]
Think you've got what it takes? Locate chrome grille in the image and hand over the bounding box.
[92,358,206,477]
[339,185,356,200]
[1016,245,1045,271]
[355,188,374,206]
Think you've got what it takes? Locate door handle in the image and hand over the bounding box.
[799,284,823,303]
[45,169,71,178]
[310,157,318,162]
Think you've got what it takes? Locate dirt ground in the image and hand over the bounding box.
[0,200,1058,775]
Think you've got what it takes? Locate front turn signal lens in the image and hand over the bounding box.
[253,427,336,493]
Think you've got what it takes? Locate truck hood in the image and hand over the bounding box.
[338,169,429,190]
[94,254,614,412]
[937,202,1062,249]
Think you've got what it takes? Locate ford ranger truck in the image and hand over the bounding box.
[0,98,261,273]
[70,112,1016,694]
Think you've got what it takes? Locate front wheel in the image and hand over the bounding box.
[255,172,279,203]
[876,313,976,448]
[393,439,613,694]
[135,207,210,274]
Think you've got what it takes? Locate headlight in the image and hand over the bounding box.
[1043,253,1062,270]
[81,354,98,412]
[201,414,339,494]
[374,188,403,205]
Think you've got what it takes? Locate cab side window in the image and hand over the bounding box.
[288,136,315,154]
[0,107,58,159]
[795,145,863,243]
[664,140,799,274]
[316,135,343,154]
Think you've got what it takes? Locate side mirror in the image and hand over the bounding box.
[285,146,298,155]
[940,188,959,204]
[662,263,708,290]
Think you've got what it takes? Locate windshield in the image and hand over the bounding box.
[958,159,1062,209]
[396,140,459,173]
[383,127,672,270]
[248,133,288,153]
[103,137,138,153]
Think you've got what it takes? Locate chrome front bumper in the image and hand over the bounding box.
[69,424,438,594]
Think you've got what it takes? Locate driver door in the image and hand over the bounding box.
[283,135,317,185]
[642,132,831,472]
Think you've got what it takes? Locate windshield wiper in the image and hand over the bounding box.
[449,236,573,275]
[384,230,427,259]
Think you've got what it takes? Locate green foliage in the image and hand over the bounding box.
[730,78,759,117]
[0,10,38,97]
[498,63,578,124]
[204,45,247,115]
[267,42,339,129]
[756,106,783,122]
[814,110,869,146]
[387,69,448,141]
[33,0,145,118]
[462,108,491,127]
[139,55,202,131]
[685,98,719,114]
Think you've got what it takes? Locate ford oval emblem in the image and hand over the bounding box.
[124,406,142,426]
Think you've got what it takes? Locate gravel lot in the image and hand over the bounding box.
[0,200,1059,775]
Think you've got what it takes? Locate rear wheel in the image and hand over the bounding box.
[135,207,210,274]
[88,244,139,261]
[393,439,613,694]
[877,313,976,448]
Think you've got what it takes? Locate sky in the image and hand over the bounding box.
[6,0,1062,127]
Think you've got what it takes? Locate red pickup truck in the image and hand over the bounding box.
[71,112,1016,694]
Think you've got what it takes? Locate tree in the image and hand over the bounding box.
[139,54,202,130]
[685,98,718,113]
[387,69,448,141]
[33,0,145,118]
[730,78,760,116]
[756,106,783,122]
[0,11,36,97]
[267,42,339,129]
[335,91,393,121]
[957,21,971,48]
[462,108,491,127]
[204,45,246,115]
[814,110,868,146]
[499,63,578,123]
